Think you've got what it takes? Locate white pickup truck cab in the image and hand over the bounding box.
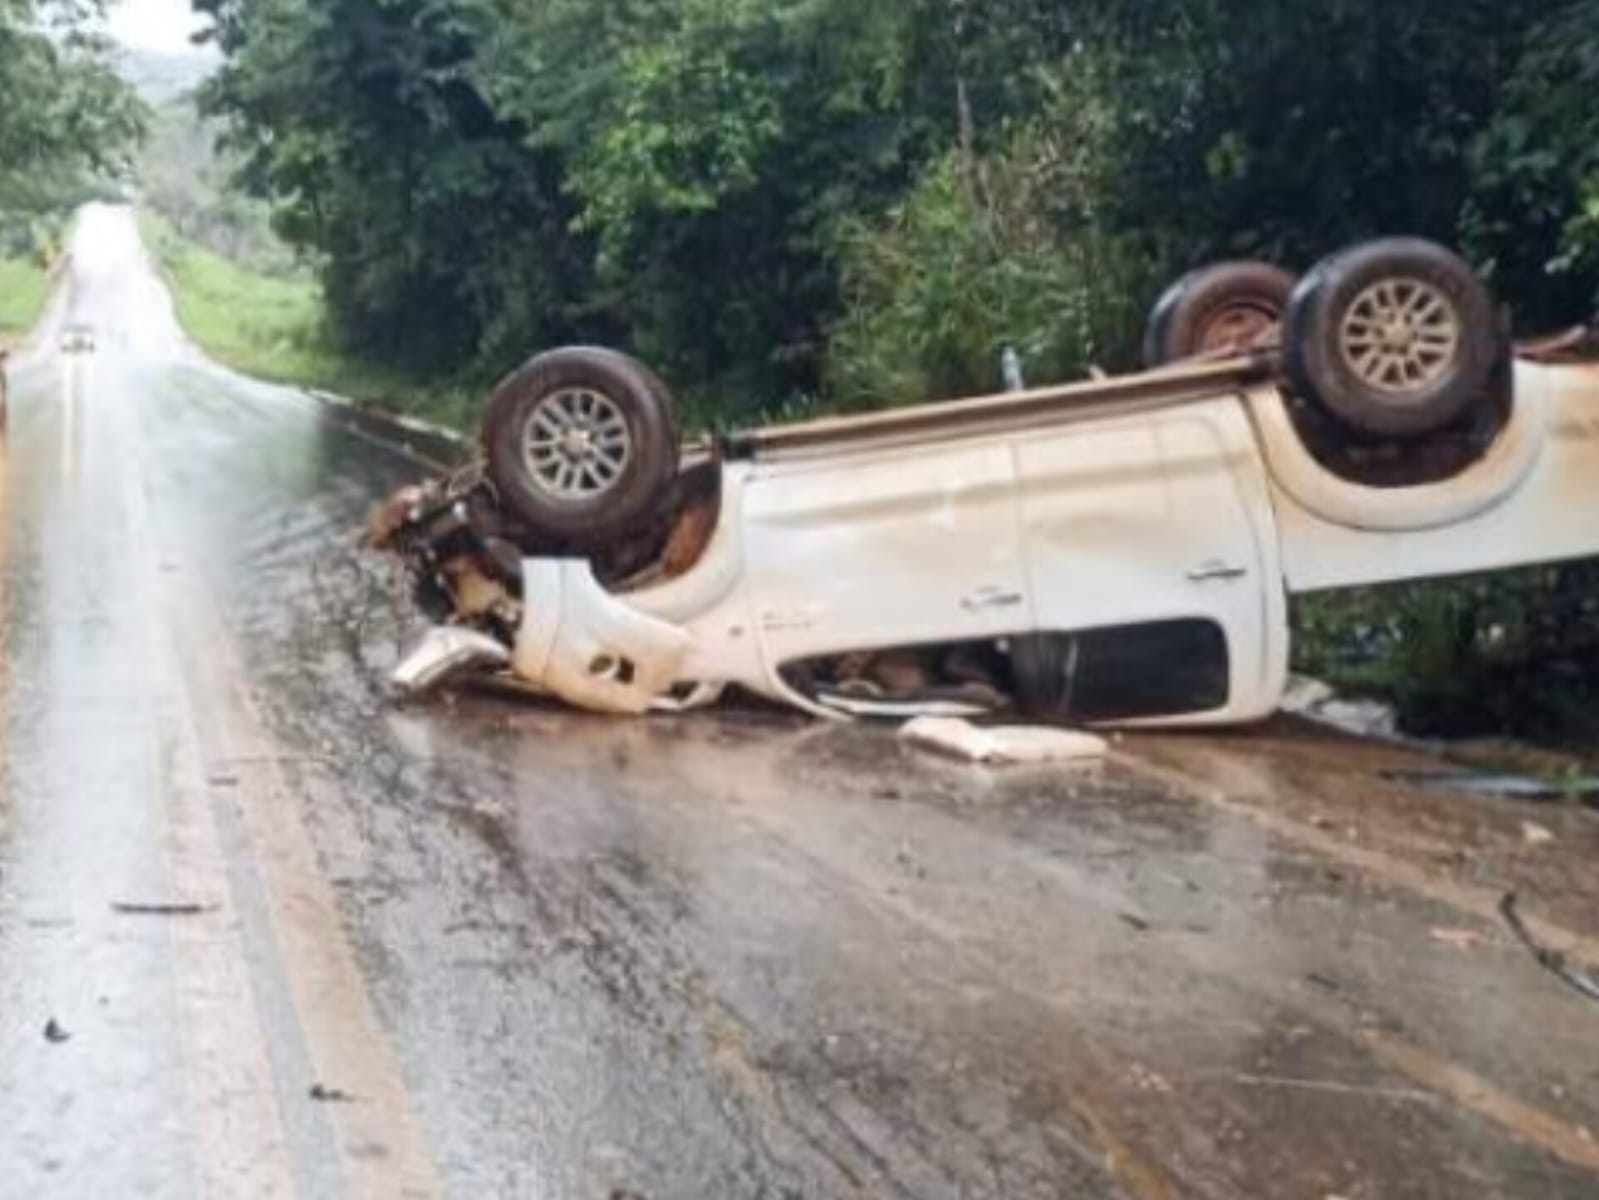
[386,238,1599,725]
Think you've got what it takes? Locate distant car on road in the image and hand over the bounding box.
[59,324,96,355]
[375,238,1599,725]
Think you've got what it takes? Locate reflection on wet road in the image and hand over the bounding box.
[2,206,1596,1198]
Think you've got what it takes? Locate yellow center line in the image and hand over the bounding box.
[114,378,299,1196]
[113,381,440,1196]
[61,355,78,482]
[169,586,446,1197]
[0,359,9,837]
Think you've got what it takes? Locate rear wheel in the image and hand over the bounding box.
[1144,261,1296,367]
[1284,239,1500,440]
[483,347,678,550]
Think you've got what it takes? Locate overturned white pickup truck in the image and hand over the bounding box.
[374,238,1599,725]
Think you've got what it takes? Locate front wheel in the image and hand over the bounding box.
[1283,239,1500,440]
[483,347,679,550]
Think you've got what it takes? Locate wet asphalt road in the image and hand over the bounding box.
[2,206,1598,1198]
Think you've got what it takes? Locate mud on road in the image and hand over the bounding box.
[1,206,1597,1199]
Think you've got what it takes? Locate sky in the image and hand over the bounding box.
[103,0,211,56]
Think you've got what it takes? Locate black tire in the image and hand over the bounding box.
[1283,238,1498,440]
[1009,634,1071,717]
[1143,261,1296,367]
[483,347,678,549]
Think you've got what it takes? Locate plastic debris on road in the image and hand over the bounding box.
[900,717,1108,765]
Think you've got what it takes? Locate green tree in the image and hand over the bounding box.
[830,0,1583,403]
[197,0,589,375]
[0,0,144,251]
[195,0,1599,407]
[516,0,950,404]
[1464,0,1599,326]
[195,0,1082,404]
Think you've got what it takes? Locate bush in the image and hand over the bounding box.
[827,119,1162,408]
[1463,0,1599,329]
[1294,562,1599,745]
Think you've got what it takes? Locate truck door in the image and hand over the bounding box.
[1015,399,1288,724]
[742,440,1032,676]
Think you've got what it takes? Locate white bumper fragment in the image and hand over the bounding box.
[393,627,512,697]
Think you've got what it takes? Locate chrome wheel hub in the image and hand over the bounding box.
[524,388,632,499]
[1201,302,1279,352]
[1339,278,1461,395]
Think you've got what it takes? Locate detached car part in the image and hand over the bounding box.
[394,627,512,698]
[1500,894,1599,1007]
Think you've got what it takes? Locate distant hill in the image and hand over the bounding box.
[132,64,299,277]
[116,47,218,105]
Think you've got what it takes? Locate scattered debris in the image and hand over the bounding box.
[817,690,999,720]
[1429,927,1491,951]
[1281,675,1336,711]
[392,626,512,698]
[1385,768,1599,806]
[112,902,217,917]
[43,1019,71,1044]
[1521,821,1556,847]
[900,717,1108,765]
[1119,912,1153,933]
[1500,894,1599,1007]
[309,1083,358,1104]
[367,484,431,550]
[1282,675,1400,739]
[808,646,1010,718]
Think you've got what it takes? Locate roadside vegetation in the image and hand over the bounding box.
[141,213,477,428]
[189,0,1599,413]
[0,1,142,276]
[141,211,317,375]
[1296,567,1599,748]
[138,95,292,275]
[0,255,51,343]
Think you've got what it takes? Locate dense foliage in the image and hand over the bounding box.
[191,0,1599,408]
[1296,563,1599,746]
[0,0,143,254]
[139,97,293,272]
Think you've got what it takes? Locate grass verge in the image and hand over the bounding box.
[139,211,479,431]
[0,256,51,344]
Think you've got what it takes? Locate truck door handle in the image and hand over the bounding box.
[1188,560,1249,583]
[961,586,1025,612]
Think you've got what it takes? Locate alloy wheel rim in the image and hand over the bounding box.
[524,388,632,499]
[1339,278,1461,396]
